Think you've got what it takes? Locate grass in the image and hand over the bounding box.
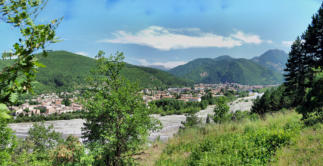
[149,111,303,166]
[136,141,167,166]
[272,123,323,166]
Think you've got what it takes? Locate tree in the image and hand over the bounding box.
[0,104,16,165]
[213,97,229,123]
[297,69,323,125]
[0,1,60,165]
[81,51,159,165]
[0,0,61,105]
[62,97,71,106]
[51,135,93,166]
[284,37,307,106]
[181,113,200,130]
[302,3,323,70]
[26,122,63,155]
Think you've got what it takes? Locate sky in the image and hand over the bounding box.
[0,0,322,69]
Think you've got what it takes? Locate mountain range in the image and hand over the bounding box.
[169,49,288,85]
[0,51,191,93]
[0,49,288,93]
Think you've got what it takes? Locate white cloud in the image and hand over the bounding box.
[282,41,293,47]
[75,51,89,56]
[266,40,273,44]
[99,26,266,51]
[230,31,262,44]
[138,58,186,69]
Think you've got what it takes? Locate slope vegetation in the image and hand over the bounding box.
[169,56,283,85]
[0,51,190,93]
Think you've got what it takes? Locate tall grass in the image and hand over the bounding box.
[154,111,303,166]
[272,123,323,166]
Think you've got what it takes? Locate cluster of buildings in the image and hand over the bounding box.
[11,83,273,116]
[142,83,273,103]
[12,93,82,116]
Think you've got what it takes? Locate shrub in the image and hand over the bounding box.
[181,113,200,130]
[213,97,229,123]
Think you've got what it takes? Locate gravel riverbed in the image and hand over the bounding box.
[9,93,262,142]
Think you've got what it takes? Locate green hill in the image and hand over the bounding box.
[0,51,191,93]
[251,49,288,73]
[169,55,283,85]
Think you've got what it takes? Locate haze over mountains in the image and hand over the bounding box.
[0,49,288,93]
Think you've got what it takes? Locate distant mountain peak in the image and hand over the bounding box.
[214,55,233,61]
[251,49,288,73]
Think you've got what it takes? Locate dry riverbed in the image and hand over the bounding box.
[9,93,262,142]
[9,105,215,142]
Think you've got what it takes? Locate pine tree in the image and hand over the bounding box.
[302,3,323,79]
[284,37,307,106]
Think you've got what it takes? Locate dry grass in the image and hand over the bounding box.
[135,141,166,166]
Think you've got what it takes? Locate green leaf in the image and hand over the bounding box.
[0,103,11,119]
[9,93,18,103]
[34,61,46,68]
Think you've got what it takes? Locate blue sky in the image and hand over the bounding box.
[0,0,322,68]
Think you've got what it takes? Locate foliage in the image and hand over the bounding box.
[81,51,159,165]
[62,96,71,106]
[169,56,284,85]
[0,0,61,105]
[11,110,83,123]
[0,1,60,165]
[180,113,200,130]
[282,2,323,125]
[0,116,16,165]
[26,122,63,155]
[155,111,303,166]
[213,97,230,123]
[0,51,192,94]
[149,98,205,115]
[272,123,323,166]
[251,85,292,116]
[51,135,93,166]
[297,69,323,125]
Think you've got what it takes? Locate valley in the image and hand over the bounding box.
[9,93,262,142]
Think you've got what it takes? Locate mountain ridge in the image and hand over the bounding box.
[251,49,288,73]
[169,54,284,85]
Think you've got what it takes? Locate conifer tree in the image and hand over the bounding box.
[284,37,308,105]
[302,3,323,80]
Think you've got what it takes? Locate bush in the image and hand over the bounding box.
[149,98,206,115]
[213,97,229,123]
[297,70,323,126]
[188,116,301,165]
[181,113,200,130]
[251,85,293,116]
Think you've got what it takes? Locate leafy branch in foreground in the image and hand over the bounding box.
[0,0,61,105]
[0,1,60,165]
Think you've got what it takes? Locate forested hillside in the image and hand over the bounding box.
[169,55,283,85]
[0,51,191,93]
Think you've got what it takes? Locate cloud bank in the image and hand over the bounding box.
[99,26,267,51]
[138,59,186,69]
[282,41,293,47]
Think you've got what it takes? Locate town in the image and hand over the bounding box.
[11,83,275,117]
